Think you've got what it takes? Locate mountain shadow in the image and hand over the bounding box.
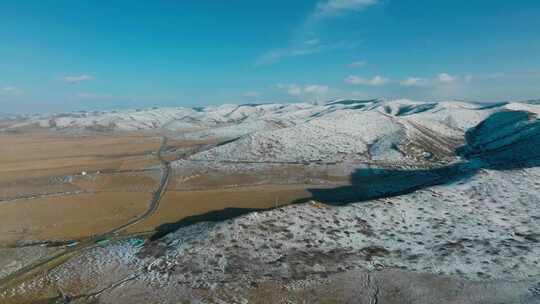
[150,207,263,241]
[303,163,474,205]
[456,110,540,169]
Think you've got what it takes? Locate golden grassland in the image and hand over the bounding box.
[125,185,318,234]
[0,131,161,181]
[168,164,350,191]
[0,192,151,246]
[72,172,159,193]
[0,130,164,245]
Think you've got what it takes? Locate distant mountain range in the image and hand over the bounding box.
[3,99,539,167]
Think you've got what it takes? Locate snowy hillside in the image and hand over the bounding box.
[6,103,329,137]
[5,99,539,165]
[191,100,539,164]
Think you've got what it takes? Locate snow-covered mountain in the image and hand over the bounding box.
[6,102,326,135]
[189,99,539,164]
[5,99,539,165]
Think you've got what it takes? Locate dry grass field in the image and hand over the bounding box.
[0,129,165,246]
[0,192,151,246]
[0,130,161,182]
[168,163,351,191]
[72,172,159,193]
[126,185,317,234]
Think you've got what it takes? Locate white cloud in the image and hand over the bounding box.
[255,41,355,66]
[257,48,320,66]
[277,84,303,96]
[63,74,93,84]
[243,91,260,98]
[398,73,488,89]
[256,0,377,66]
[313,0,379,19]
[437,73,456,84]
[304,84,329,94]
[345,75,389,86]
[400,77,430,87]
[304,39,320,45]
[400,73,473,87]
[348,60,367,68]
[277,84,329,97]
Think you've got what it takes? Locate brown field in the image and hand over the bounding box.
[0,130,165,202]
[0,192,151,246]
[169,164,351,191]
[0,176,80,201]
[0,171,160,202]
[72,172,159,193]
[0,131,162,185]
[0,129,169,246]
[126,185,321,234]
[117,157,160,171]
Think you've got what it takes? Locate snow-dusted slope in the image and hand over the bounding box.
[192,99,531,163]
[6,99,539,165]
[5,103,327,138]
[195,109,408,162]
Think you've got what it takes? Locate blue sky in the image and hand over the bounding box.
[1,0,539,113]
